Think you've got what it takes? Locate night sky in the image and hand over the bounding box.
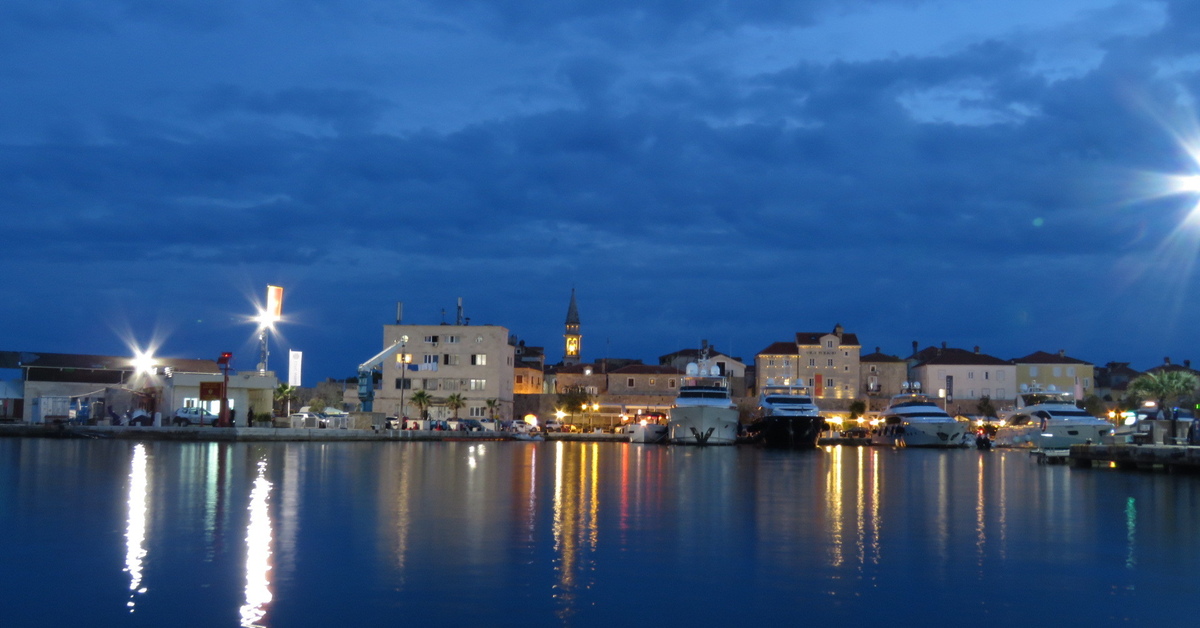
[4,1,1200,385]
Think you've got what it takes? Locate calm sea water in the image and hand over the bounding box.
[1,438,1197,627]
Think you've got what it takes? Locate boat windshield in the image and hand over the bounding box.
[892,400,939,409]
[681,391,724,401]
[1020,393,1071,406]
[765,396,813,404]
[1047,410,1098,419]
[894,411,953,418]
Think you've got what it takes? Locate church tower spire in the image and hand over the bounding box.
[564,288,581,365]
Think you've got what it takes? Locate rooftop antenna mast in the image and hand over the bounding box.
[396,301,403,325]
[456,297,464,325]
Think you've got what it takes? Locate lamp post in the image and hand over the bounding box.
[217,352,232,427]
[398,335,409,419]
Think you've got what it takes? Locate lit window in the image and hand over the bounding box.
[471,354,487,366]
[469,379,487,391]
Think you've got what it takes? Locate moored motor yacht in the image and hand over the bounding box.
[669,360,739,446]
[993,384,1111,449]
[871,385,967,448]
[749,382,824,449]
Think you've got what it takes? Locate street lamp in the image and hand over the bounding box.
[398,335,409,420]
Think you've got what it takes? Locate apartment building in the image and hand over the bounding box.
[375,324,515,421]
[908,344,1015,412]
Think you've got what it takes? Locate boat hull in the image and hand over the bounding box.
[627,423,669,444]
[872,421,967,448]
[755,415,823,449]
[993,423,1111,449]
[669,406,739,445]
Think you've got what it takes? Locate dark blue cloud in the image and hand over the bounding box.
[3,0,1200,382]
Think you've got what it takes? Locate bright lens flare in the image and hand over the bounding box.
[131,350,156,375]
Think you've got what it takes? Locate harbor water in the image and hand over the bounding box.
[1,439,1197,627]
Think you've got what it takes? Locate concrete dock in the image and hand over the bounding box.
[0,424,624,443]
[1069,443,1200,471]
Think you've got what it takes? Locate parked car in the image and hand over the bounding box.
[173,407,218,426]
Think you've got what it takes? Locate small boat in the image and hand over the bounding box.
[993,384,1111,449]
[748,383,824,449]
[871,387,968,448]
[623,412,669,444]
[668,355,739,446]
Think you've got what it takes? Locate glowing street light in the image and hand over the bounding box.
[131,350,157,376]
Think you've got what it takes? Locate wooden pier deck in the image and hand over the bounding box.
[1069,443,1200,471]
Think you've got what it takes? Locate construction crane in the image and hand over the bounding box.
[357,336,407,412]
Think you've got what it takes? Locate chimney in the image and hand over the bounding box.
[912,340,918,356]
[1058,349,1065,357]
[1165,356,1172,365]
[1186,360,1192,369]
[974,346,980,354]
[875,346,881,354]
[834,323,844,338]
[941,341,947,349]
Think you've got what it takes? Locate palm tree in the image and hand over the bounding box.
[445,393,466,419]
[409,390,433,421]
[1128,370,1200,441]
[274,383,297,416]
[485,399,500,421]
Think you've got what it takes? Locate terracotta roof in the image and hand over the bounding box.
[861,351,904,363]
[609,364,684,375]
[1010,350,1092,365]
[912,346,1010,367]
[795,332,860,346]
[547,363,602,375]
[756,342,799,356]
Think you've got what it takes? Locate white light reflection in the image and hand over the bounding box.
[124,444,149,611]
[240,460,273,628]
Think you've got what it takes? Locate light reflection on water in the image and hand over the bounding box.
[2,440,1198,626]
[239,459,273,627]
[123,443,148,611]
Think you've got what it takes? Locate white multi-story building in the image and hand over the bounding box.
[373,324,515,421]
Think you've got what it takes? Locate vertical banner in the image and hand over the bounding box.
[815,373,824,397]
[289,350,303,387]
[266,285,284,322]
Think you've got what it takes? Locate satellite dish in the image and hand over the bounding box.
[913,382,921,390]
[766,377,776,386]
[1020,383,1029,392]
[685,363,699,376]
[1048,384,1057,392]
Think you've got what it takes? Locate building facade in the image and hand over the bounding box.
[755,324,861,403]
[376,324,515,421]
[908,344,1016,413]
[859,348,907,409]
[1011,350,1095,399]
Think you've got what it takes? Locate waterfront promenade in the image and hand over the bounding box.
[0,423,626,442]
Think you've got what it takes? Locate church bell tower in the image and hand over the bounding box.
[564,288,581,365]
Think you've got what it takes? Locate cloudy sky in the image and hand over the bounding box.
[4,0,1200,385]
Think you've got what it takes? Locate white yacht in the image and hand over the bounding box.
[750,383,824,448]
[993,385,1111,449]
[872,388,967,448]
[668,362,739,446]
[624,413,669,444]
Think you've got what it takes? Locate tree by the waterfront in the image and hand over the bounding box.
[1128,371,1200,440]
[409,390,433,420]
[274,383,297,416]
[976,395,997,419]
[445,393,466,419]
